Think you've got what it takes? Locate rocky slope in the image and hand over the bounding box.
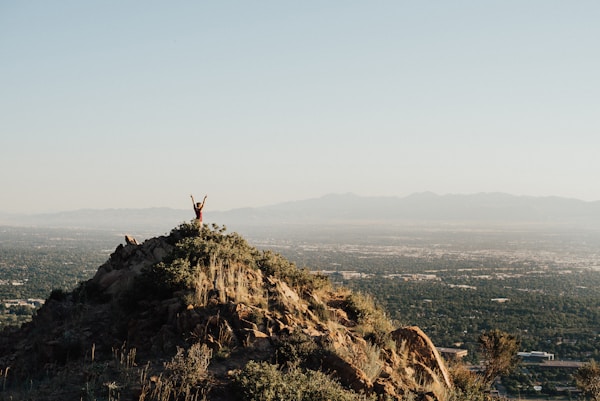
[0,223,453,401]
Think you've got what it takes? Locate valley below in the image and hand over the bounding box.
[1,221,599,398]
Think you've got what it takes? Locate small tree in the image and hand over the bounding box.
[478,329,520,388]
[449,362,487,401]
[575,360,600,401]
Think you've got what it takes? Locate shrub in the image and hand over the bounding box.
[308,297,331,321]
[274,332,319,368]
[344,292,393,345]
[142,343,212,401]
[257,251,330,295]
[164,343,212,387]
[331,339,383,383]
[448,363,487,401]
[478,329,520,388]
[126,223,333,309]
[233,361,376,401]
[574,360,600,401]
[127,224,260,304]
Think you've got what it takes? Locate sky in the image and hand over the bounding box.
[1,1,599,214]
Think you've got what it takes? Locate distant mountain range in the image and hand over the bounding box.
[1,192,600,232]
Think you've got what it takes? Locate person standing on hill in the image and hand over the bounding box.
[191,194,207,226]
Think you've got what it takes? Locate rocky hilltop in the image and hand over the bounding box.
[0,223,454,401]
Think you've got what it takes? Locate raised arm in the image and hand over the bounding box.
[190,195,196,207]
[200,195,207,209]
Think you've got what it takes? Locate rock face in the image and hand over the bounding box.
[91,235,174,295]
[392,326,453,396]
[0,223,454,401]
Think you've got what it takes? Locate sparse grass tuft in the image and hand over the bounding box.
[344,291,394,346]
[447,362,488,401]
[332,339,384,383]
[139,342,212,401]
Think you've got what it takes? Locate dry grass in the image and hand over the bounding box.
[361,341,385,382]
[139,343,212,401]
[1,367,9,393]
[191,269,212,306]
[113,342,137,370]
[332,338,384,383]
[189,259,266,308]
[396,338,410,369]
[0,344,145,400]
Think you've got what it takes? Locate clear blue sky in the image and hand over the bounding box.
[1,1,599,213]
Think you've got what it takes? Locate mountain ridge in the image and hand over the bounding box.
[2,192,599,231]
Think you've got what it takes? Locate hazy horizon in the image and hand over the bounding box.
[4,191,600,215]
[1,191,599,217]
[2,2,599,214]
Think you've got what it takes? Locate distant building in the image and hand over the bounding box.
[540,360,584,369]
[317,270,371,280]
[491,298,510,303]
[437,347,468,360]
[3,298,44,309]
[448,284,477,290]
[385,274,439,281]
[518,351,555,361]
[555,386,581,396]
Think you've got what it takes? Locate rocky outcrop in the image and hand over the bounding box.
[91,235,173,295]
[125,235,140,245]
[0,224,454,401]
[392,326,453,395]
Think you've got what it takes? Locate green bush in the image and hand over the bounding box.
[274,332,320,368]
[137,224,332,304]
[344,292,393,346]
[234,361,376,401]
[126,224,260,303]
[257,250,330,295]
